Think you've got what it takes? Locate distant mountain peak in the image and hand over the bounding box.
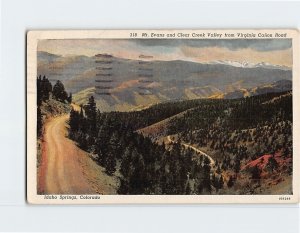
[208,60,291,70]
[38,51,61,59]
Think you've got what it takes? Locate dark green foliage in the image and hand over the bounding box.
[37,75,52,105]
[227,175,235,188]
[267,156,279,172]
[68,91,292,194]
[84,96,97,136]
[69,106,89,150]
[37,75,70,138]
[102,132,120,175]
[251,165,261,181]
[213,175,224,191]
[67,93,72,103]
[52,80,68,102]
[37,106,43,137]
[185,183,192,194]
[69,108,80,132]
[218,175,224,189]
[120,147,132,179]
[234,156,241,175]
[105,151,117,175]
[201,157,212,193]
[68,98,212,194]
[37,75,52,137]
[168,91,292,170]
[282,147,290,158]
[109,98,226,131]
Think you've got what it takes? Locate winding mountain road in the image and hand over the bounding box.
[37,109,118,195]
[167,135,215,166]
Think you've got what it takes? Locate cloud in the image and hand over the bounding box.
[38,38,293,67]
[134,39,292,51]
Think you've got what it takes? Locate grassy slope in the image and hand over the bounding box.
[136,108,195,139]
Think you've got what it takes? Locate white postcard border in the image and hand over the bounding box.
[27,29,300,204]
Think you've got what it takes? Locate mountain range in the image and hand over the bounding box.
[37,51,292,112]
[208,60,291,70]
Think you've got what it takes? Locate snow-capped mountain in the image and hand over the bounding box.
[209,60,291,70]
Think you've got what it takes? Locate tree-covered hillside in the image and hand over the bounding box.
[68,91,292,195]
[37,75,72,137]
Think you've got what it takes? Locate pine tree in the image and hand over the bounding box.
[227,175,235,188]
[282,147,290,158]
[185,183,191,194]
[52,80,68,102]
[67,93,72,103]
[37,75,52,105]
[37,106,43,137]
[212,173,218,191]
[218,175,224,189]
[129,150,146,194]
[95,124,110,166]
[69,108,80,133]
[85,96,97,135]
[78,131,88,150]
[76,106,89,135]
[42,76,52,100]
[120,146,132,179]
[201,157,212,193]
[37,76,42,106]
[251,165,261,182]
[105,151,116,175]
[234,156,241,175]
[109,132,121,158]
[118,179,130,194]
[267,156,278,172]
[216,165,221,174]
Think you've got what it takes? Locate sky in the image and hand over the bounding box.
[38,39,293,67]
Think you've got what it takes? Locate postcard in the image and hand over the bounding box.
[27,29,299,204]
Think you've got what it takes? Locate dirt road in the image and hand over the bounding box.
[38,114,117,195]
[167,135,215,166]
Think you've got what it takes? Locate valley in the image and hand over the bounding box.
[36,50,293,195]
[67,90,292,195]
